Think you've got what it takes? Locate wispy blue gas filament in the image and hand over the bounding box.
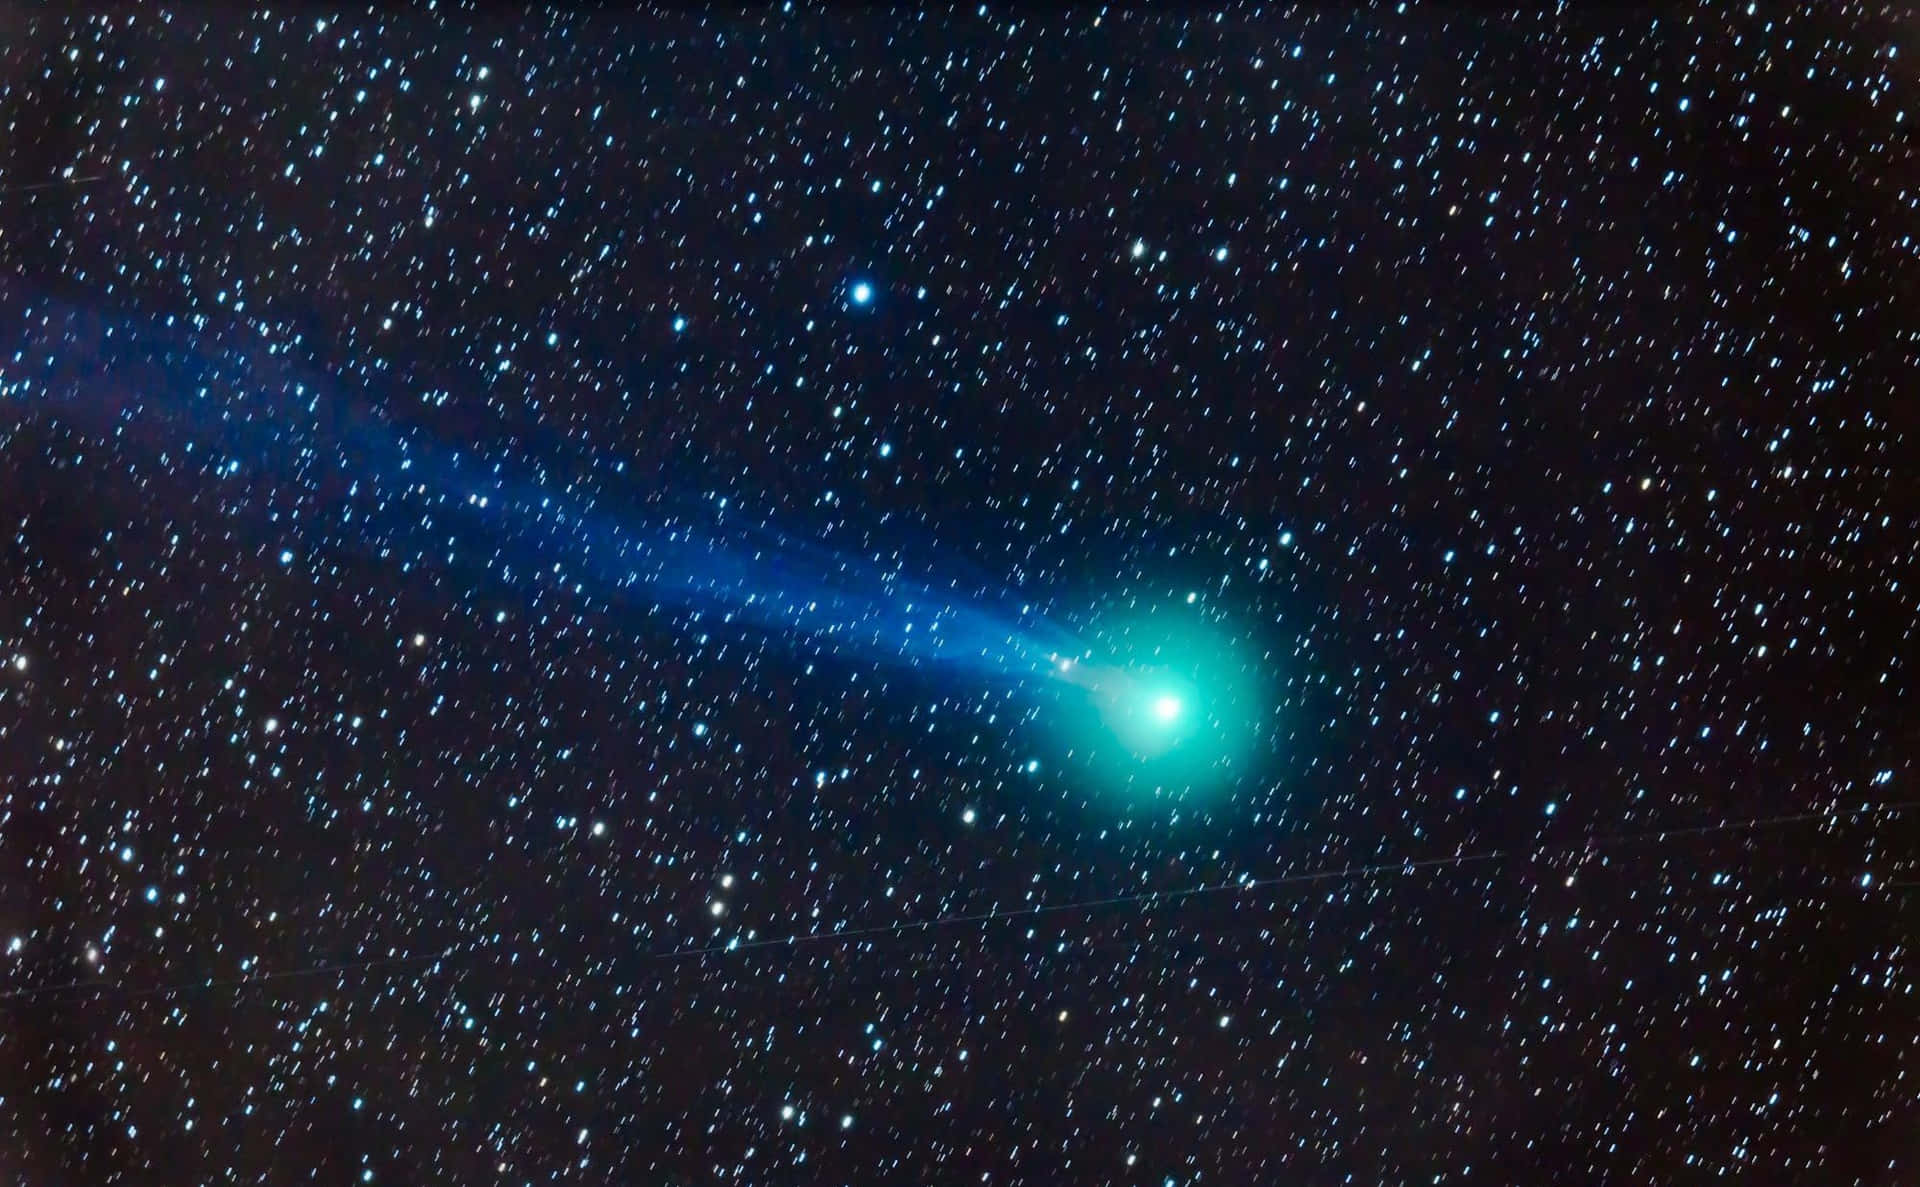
[464,474,1085,679]
[1,294,1092,685]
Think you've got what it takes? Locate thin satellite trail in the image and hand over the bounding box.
[3,798,1908,1010]
[0,173,107,194]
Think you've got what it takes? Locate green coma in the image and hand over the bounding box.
[1053,606,1267,802]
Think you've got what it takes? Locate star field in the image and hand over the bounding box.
[2,6,1916,1184]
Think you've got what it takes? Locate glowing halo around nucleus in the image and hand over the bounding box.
[1038,608,1269,801]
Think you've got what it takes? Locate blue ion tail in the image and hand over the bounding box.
[0,288,1094,684]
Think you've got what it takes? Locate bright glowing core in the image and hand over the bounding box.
[1047,609,1267,798]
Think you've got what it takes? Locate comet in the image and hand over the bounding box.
[2,289,1264,792]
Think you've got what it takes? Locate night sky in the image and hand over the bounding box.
[2,6,1916,1184]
